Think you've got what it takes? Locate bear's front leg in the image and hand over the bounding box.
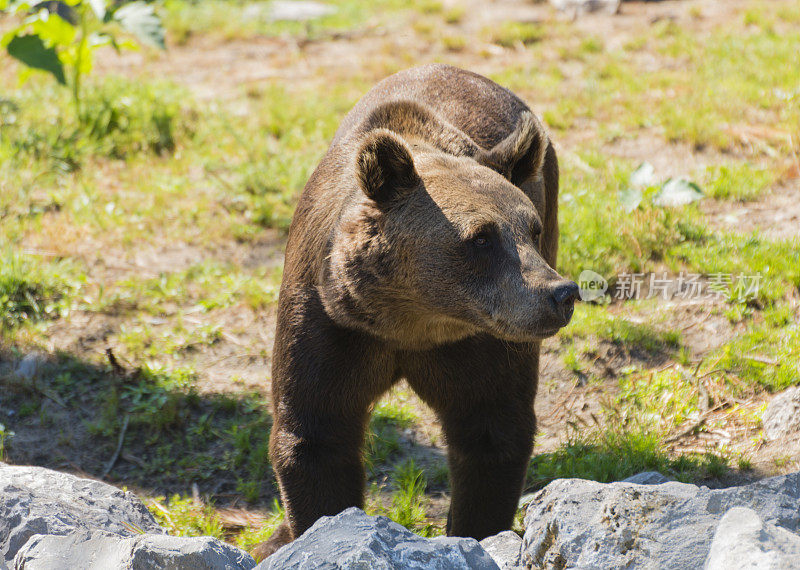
[403,337,538,541]
[252,302,396,560]
[442,401,536,540]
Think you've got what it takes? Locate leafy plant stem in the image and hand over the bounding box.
[73,3,89,125]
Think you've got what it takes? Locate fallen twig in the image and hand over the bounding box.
[101,416,130,479]
[744,354,779,366]
[106,347,126,376]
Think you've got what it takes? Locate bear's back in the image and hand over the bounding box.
[332,64,529,150]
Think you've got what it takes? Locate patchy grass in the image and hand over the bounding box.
[0,250,84,329]
[365,397,419,472]
[485,21,545,48]
[368,459,438,537]
[704,163,775,202]
[528,426,729,490]
[710,306,800,393]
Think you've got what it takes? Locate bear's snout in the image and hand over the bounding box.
[550,280,579,325]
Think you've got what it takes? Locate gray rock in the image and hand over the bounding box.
[0,463,163,565]
[269,1,335,21]
[258,507,499,569]
[621,471,673,485]
[14,354,45,380]
[704,507,800,570]
[13,529,255,570]
[549,0,620,15]
[480,531,523,569]
[522,472,800,570]
[763,386,800,441]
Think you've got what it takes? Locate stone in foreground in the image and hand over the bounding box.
[479,531,523,570]
[13,530,255,570]
[704,507,800,570]
[620,471,673,485]
[257,507,499,569]
[762,386,800,441]
[0,462,162,565]
[522,472,800,569]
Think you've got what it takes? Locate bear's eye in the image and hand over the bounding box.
[472,233,491,248]
[531,226,542,240]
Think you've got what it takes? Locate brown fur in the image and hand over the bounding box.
[251,64,576,562]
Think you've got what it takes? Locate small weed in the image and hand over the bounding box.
[736,455,753,471]
[704,164,774,201]
[0,250,83,329]
[773,455,792,469]
[443,6,465,24]
[486,22,544,48]
[234,499,285,551]
[441,35,467,52]
[365,399,418,471]
[148,494,225,539]
[0,423,14,461]
[387,459,434,535]
[617,366,701,429]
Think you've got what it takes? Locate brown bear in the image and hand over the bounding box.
[253,64,578,560]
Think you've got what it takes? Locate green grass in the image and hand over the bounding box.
[709,305,800,392]
[528,426,729,491]
[704,163,775,201]
[562,304,682,356]
[97,261,282,317]
[485,21,545,48]
[162,0,443,44]
[368,459,437,536]
[0,250,84,329]
[365,398,419,472]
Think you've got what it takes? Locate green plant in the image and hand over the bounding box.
[0,423,14,460]
[388,459,432,534]
[1,0,165,124]
[0,249,83,328]
[528,426,729,490]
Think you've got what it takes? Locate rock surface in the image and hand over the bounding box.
[621,471,673,485]
[704,507,800,570]
[0,462,255,570]
[257,507,499,570]
[522,471,800,570]
[479,531,523,570]
[13,530,255,570]
[763,386,800,441]
[0,462,163,566]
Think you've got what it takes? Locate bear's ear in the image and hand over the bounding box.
[356,129,421,203]
[478,111,548,185]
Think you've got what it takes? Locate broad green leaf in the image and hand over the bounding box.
[32,11,76,46]
[6,34,66,85]
[653,178,704,207]
[114,1,165,49]
[87,0,105,19]
[618,186,643,213]
[629,161,655,188]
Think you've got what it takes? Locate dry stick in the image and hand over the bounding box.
[664,403,727,444]
[106,347,126,376]
[744,354,780,366]
[101,416,130,479]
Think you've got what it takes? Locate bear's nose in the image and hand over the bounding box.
[553,281,579,307]
[552,281,579,324]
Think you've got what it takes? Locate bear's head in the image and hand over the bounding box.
[321,111,578,349]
